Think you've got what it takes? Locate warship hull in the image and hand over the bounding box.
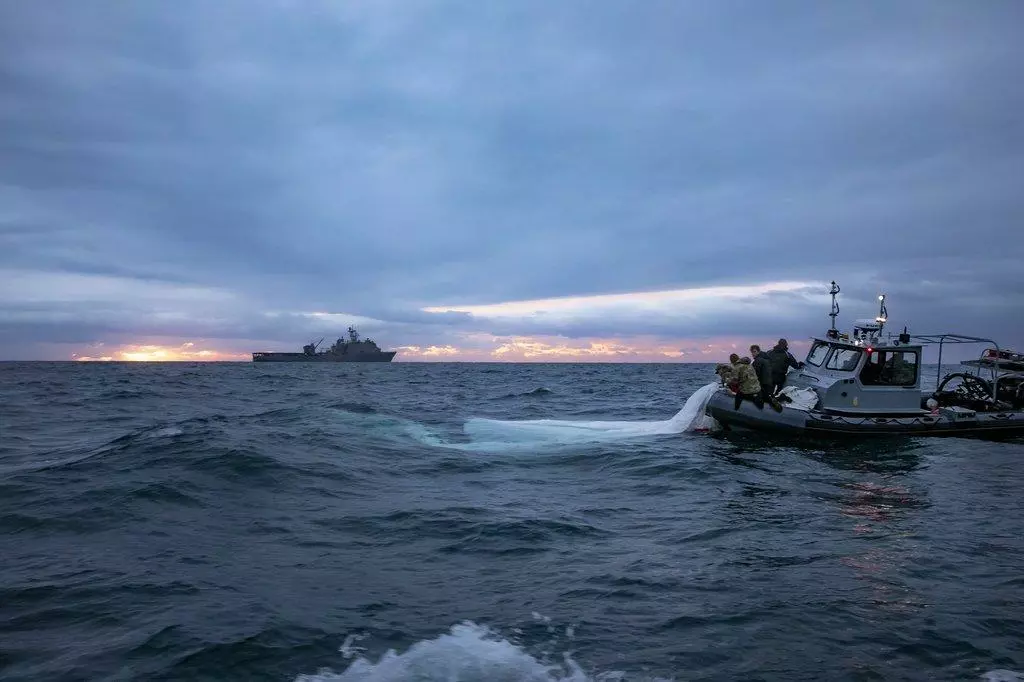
[252,351,396,363]
[706,390,1024,439]
[252,327,398,362]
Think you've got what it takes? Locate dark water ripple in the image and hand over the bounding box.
[1,361,1023,681]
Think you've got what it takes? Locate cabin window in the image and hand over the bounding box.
[826,348,862,371]
[860,350,919,387]
[806,342,830,367]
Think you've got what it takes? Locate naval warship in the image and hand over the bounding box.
[252,327,397,363]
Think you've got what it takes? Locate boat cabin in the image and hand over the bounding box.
[783,308,929,415]
[789,337,923,415]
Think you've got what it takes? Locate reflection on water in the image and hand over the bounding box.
[709,428,941,621]
[715,431,928,474]
[838,481,928,523]
[804,439,927,474]
[836,478,930,617]
[841,548,930,616]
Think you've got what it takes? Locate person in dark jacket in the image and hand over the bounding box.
[749,345,772,392]
[750,345,783,411]
[765,338,804,395]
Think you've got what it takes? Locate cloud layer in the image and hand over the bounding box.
[1,1,1022,360]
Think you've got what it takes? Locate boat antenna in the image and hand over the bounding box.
[875,294,887,335]
[828,281,841,335]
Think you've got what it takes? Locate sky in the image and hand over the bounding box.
[1,0,1022,362]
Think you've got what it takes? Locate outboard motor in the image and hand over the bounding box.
[998,376,1024,409]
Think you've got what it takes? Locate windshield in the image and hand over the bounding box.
[826,348,862,371]
[806,342,830,367]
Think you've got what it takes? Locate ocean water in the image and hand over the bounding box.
[1,361,1022,682]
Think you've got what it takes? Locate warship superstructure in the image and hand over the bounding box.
[252,327,397,363]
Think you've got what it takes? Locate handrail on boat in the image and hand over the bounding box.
[908,333,1001,402]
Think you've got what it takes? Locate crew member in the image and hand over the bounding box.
[751,345,783,412]
[766,338,804,395]
[715,362,735,387]
[729,353,764,410]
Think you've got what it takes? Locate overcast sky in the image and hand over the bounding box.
[1,0,1022,361]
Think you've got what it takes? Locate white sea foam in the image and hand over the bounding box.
[983,671,1024,682]
[340,633,368,659]
[150,426,184,438]
[294,621,673,682]
[297,623,1013,681]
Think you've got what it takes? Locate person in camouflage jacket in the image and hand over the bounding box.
[728,354,764,410]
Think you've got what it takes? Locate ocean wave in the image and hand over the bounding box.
[327,401,378,414]
[129,480,203,506]
[97,388,152,401]
[242,405,309,424]
[190,446,295,480]
[0,510,109,535]
[1,477,208,536]
[436,518,607,556]
[252,371,309,383]
[3,420,214,477]
[0,427,178,477]
[312,509,606,553]
[63,478,205,509]
[403,455,498,475]
[496,387,555,400]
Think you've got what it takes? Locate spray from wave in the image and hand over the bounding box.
[294,620,1016,682]
[984,672,1024,682]
[295,621,673,682]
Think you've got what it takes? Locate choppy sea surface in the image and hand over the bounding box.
[2,361,1023,682]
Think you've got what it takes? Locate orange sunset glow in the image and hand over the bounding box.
[394,335,806,362]
[72,342,248,362]
[70,336,809,363]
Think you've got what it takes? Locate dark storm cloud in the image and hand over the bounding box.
[1,0,1022,358]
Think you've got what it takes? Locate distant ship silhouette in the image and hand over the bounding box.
[251,327,396,362]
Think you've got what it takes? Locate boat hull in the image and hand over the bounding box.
[252,351,396,363]
[705,390,1024,439]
